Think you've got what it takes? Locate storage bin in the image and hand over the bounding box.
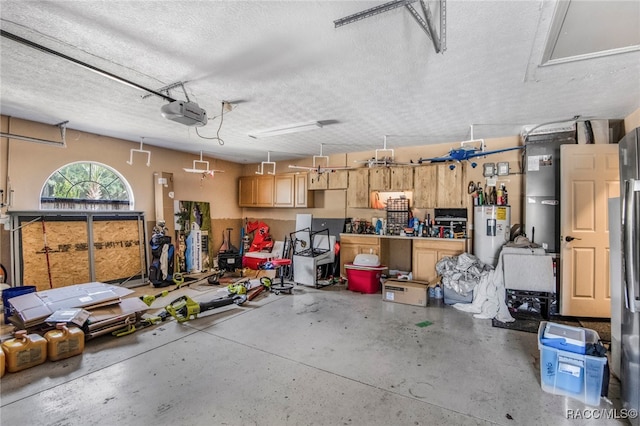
[345,264,387,293]
[1,330,47,373]
[537,321,607,406]
[2,285,37,324]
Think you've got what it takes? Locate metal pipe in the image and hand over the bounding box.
[0,132,65,147]
[1,30,176,103]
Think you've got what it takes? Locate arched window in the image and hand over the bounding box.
[40,162,134,210]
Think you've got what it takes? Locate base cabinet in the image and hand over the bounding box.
[412,239,467,283]
[339,235,389,278]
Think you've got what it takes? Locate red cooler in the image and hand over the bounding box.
[345,254,387,294]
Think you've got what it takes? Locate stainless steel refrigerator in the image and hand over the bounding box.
[618,127,639,425]
[524,131,575,253]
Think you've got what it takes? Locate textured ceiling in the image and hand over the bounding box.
[1,1,639,164]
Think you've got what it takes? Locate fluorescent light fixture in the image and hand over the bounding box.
[248,121,322,139]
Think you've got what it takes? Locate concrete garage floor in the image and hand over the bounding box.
[0,284,626,426]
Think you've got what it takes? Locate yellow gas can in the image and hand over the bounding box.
[1,330,47,373]
[44,324,85,361]
[0,347,5,377]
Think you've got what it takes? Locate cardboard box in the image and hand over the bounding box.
[8,282,133,326]
[382,279,429,307]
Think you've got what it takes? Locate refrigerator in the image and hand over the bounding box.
[523,131,575,253]
[473,205,510,267]
[617,127,640,425]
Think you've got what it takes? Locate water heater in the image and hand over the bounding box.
[473,205,511,266]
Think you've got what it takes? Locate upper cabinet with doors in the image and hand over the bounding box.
[239,173,313,208]
[413,164,466,208]
[390,167,414,191]
[274,174,295,207]
[328,170,348,189]
[347,168,369,208]
[294,173,314,208]
[369,168,390,191]
[239,175,275,207]
[308,170,348,190]
[413,166,437,208]
[307,172,328,190]
[436,163,466,208]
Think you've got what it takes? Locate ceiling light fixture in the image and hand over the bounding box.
[248,121,322,139]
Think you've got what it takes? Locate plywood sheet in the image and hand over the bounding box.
[93,219,144,282]
[21,219,90,290]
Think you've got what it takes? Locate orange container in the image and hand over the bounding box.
[1,330,47,373]
[44,324,85,361]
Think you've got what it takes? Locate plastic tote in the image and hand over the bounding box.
[2,285,37,324]
[537,321,607,406]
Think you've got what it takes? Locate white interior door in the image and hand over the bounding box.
[560,144,619,317]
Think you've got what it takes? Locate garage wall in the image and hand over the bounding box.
[2,108,639,284]
[1,116,244,284]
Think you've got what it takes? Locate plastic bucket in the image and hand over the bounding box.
[2,286,37,324]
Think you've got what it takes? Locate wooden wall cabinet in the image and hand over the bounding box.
[240,173,313,208]
[413,166,437,208]
[436,163,465,208]
[369,168,390,191]
[412,239,467,283]
[238,175,274,207]
[308,172,328,190]
[347,169,369,208]
[412,164,465,208]
[328,170,348,189]
[295,173,314,208]
[339,235,389,278]
[274,174,295,207]
[390,167,414,191]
